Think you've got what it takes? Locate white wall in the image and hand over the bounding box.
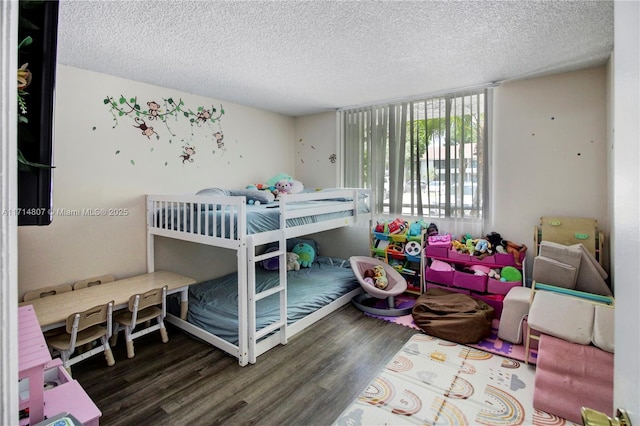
[290,68,610,267]
[294,111,371,260]
[17,65,296,297]
[491,66,608,277]
[294,111,339,188]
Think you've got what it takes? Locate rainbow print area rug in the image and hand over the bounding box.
[364,296,536,363]
[334,334,577,426]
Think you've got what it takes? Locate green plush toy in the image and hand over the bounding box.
[292,243,315,268]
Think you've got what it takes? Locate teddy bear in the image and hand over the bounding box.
[286,252,300,271]
[372,265,388,290]
[275,179,293,195]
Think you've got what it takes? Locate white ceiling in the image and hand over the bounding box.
[56,0,614,117]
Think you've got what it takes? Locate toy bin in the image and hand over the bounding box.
[372,231,389,241]
[386,242,407,260]
[425,266,454,286]
[426,282,471,295]
[448,250,472,262]
[452,270,487,293]
[389,228,408,242]
[474,293,505,319]
[495,251,526,267]
[487,278,522,296]
[426,245,449,258]
[472,254,495,264]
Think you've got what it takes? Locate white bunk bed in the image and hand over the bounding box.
[146,188,372,366]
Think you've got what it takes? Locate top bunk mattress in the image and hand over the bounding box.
[185,256,359,344]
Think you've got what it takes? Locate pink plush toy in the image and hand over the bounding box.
[275,179,292,195]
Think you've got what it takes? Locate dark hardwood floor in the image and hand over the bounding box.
[71,304,418,426]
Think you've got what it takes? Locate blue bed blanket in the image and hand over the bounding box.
[186,256,359,344]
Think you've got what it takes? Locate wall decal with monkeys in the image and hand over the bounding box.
[103,95,225,165]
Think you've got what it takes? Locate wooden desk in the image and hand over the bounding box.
[19,271,196,331]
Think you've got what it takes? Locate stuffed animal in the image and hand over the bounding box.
[286,252,300,271]
[488,269,501,280]
[292,243,315,267]
[474,239,491,259]
[466,238,476,254]
[451,239,466,252]
[408,220,428,238]
[261,247,280,270]
[289,180,304,194]
[504,241,527,266]
[275,179,292,195]
[372,265,388,290]
[485,232,503,253]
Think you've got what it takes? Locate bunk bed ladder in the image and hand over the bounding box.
[247,234,287,364]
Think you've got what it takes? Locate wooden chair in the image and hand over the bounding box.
[23,284,73,301]
[46,301,116,374]
[73,274,115,290]
[111,286,169,359]
[23,284,74,340]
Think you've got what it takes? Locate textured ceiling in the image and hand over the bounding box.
[56,0,614,117]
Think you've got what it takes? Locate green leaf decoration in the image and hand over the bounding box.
[18,36,33,49]
[183,112,189,118]
[129,98,136,103]
[165,162,168,166]
[92,126,96,130]
[167,98,174,104]
[134,104,140,110]
[119,96,126,104]
[118,111,124,116]
[130,160,135,165]
[103,98,110,104]
[116,150,120,154]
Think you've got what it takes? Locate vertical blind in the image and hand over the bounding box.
[342,90,488,224]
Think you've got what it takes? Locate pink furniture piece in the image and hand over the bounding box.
[534,334,614,424]
[19,305,102,426]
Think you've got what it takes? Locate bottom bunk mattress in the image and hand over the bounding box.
[186,256,359,344]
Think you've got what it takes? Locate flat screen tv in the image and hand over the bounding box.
[17,0,59,226]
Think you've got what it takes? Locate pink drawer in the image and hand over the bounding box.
[452,270,487,292]
[425,267,454,286]
[475,294,505,319]
[473,254,495,264]
[426,282,471,295]
[448,250,471,262]
[487,278,522,296]
[425,245,449,258]
[495,252,522,266]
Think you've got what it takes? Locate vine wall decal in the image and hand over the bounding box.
[103,95,226,165]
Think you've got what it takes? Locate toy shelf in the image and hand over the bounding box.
[370,228,425,295]
[424,245,526,319]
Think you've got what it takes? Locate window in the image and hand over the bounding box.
[342,90,488,220]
